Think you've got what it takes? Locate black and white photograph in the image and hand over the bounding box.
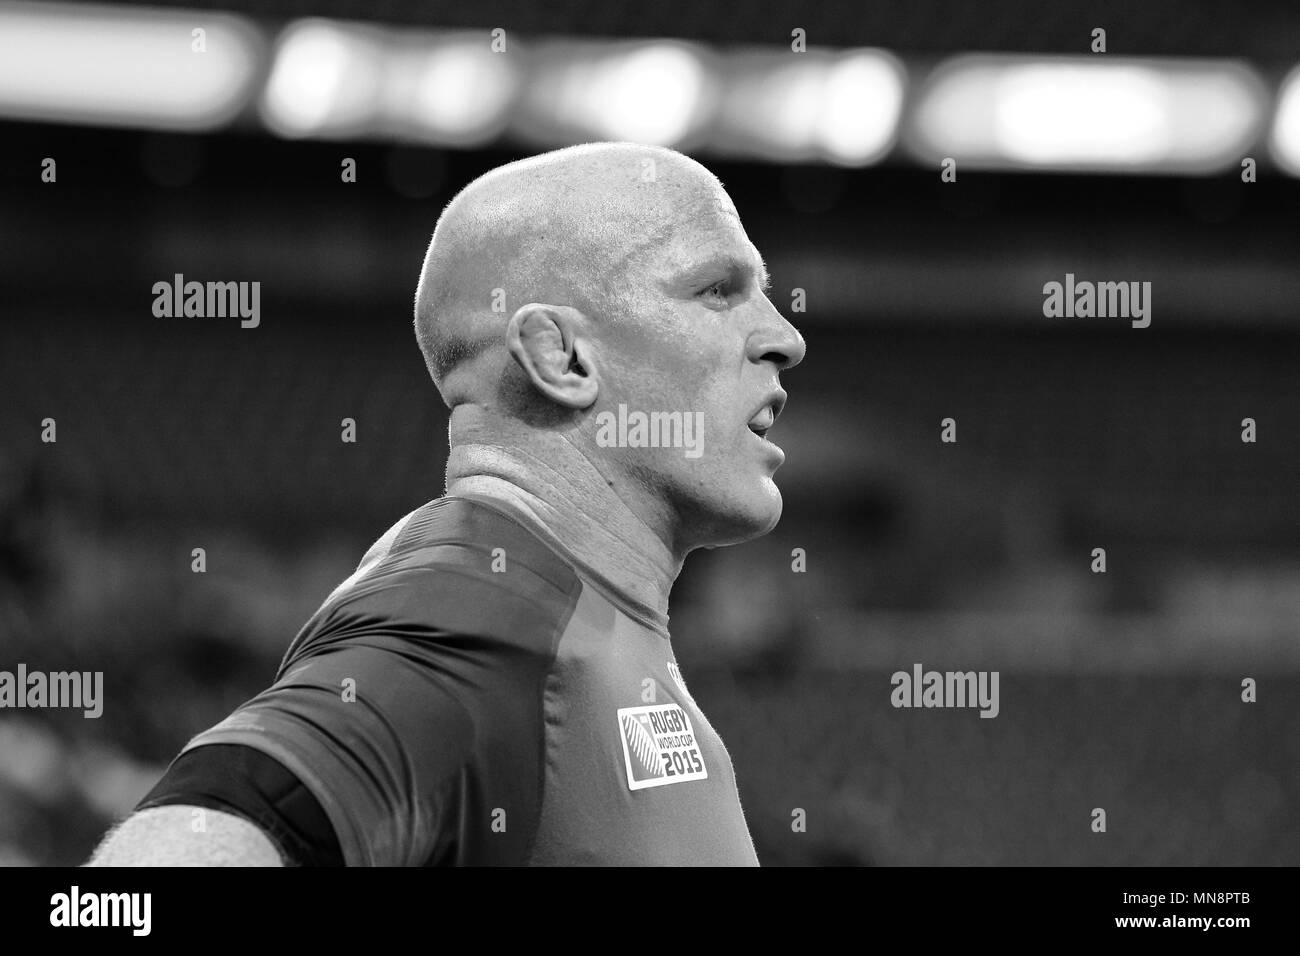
[0,0,1294,936]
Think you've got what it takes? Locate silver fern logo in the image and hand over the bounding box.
[616,703,708,790]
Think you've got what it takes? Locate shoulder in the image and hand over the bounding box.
[288,496,584,664]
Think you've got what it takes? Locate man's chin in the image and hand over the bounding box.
[752,485,784,537]
[685,484,783,549]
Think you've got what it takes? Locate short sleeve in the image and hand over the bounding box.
[172,499,581,866]
[181,629,545,866]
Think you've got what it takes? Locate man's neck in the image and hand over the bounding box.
[444,406,681,621]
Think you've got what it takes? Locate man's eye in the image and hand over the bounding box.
[700,281,728,301]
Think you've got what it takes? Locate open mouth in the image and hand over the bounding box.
[747,404,776,439]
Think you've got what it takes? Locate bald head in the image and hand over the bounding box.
[414,142,733,408]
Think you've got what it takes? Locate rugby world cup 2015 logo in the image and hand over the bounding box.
[617,703,708,790]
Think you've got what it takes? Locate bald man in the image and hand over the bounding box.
[89,142,805,866]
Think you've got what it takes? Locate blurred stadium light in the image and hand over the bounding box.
[1269,64,1300,176]
[261,19,519,144]
[513,40,714,148]
[0,1,262,131]
[0,1,1295,176]
[818,51,907,165]
[906,54,1267,173]
[260,19,387,139]
[715,48,905,165]
[389,32,518,146]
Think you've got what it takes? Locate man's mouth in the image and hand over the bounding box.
[747,390,787,441]
[747,405,775,439]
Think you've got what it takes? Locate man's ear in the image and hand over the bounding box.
[505,303,599,409]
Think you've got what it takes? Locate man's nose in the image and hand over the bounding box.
[746,307,806,371]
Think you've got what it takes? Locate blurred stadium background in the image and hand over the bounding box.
[2,0,1299,865]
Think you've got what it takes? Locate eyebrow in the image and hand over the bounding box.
[673,251,771,293]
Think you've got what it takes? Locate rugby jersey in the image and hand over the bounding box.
[159,494,758,866]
